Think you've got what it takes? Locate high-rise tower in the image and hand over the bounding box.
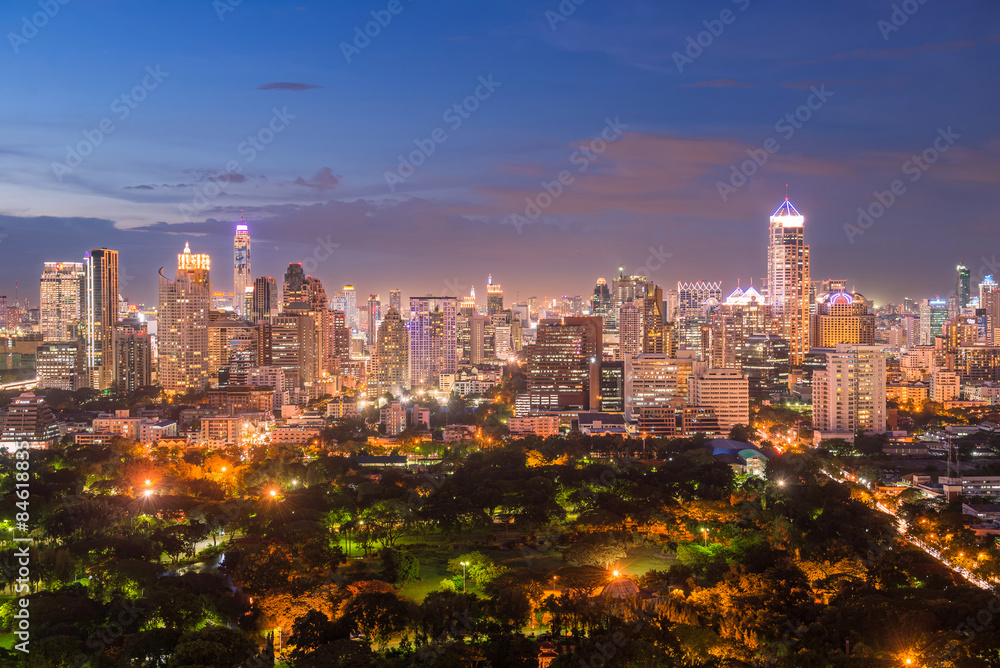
[486,274,504,315]
[234,222,251,317]
[766,199,810,366]
[956,263,971,309]
[84,248,119,390]
[40,261,85,341]
[158,243,212,392]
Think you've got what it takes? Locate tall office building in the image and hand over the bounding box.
[268,313,319,387]
[112,326,153,393]
[84,248,119,390]
[618,302,643,361]
[389,289,402,317]
[40,262,85,341]
[343,285,358,330]
[326,310,351,373]
[812,344,887,440]
[766,199,810,366]
[919,298,949,345]
[811,291,876,348]
[643,284,667,354]
[625,353,704,421]
[374,307,408,396]
[486,274,504,315]
[234,223,251,317]
[979,275,1000,344]
[366,294,381,346]
[37,342,86,391]
[282,263,308,309]
[688,368,750,434]
[157,243,211,392]
[598,361,626,412]
[591,278,611,320]
[524,317,603,411]
[0,296,7,330]
[739,333,790,398]
[251,277,278,323]
[469,314,493,365]
[677,281,723,318]
[610,272,649,330]
[956,263,971,309]
[408,296,457,388]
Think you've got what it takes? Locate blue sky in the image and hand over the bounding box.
[1,0,999,306]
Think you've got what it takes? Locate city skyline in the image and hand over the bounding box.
[2,1,999,305]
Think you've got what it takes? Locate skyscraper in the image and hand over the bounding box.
[112,326,153,393]
[374,307,408,396]
[366,293,381,346]
[524,317,603,412]
[282,263,307,309]
[618,301,643,361]
[810,291,876,348]
[40,261,85,341]
[157,243,211,392]
[919,297,949,345]
[84,248,119,390]
[677,281,723,318]
[0,296,7,330]
[957,263,971,309]
[251,277,278,323]
[234,223,251,317]
[344,285,358,330]
[389,289,402,316]
[812,344,887,440]
[408,296,457,388]
[766,199,810,366]
[591,278,611,319]
[486,274,504,315]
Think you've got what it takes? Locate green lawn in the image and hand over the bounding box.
[0,632,14,650]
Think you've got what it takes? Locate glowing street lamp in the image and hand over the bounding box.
[702,528,708,546]
[461,561,469,592]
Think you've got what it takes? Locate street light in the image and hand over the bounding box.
[702,528,708,547]
[460,561,469,592]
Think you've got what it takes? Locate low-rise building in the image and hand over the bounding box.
[509,415,560,438]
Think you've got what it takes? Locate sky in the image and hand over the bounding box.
[1,0,999,308]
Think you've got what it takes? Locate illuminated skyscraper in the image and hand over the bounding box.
[810,291,875,348]
[389,289,402,316]
[158,243,211,392]
[524,317,603,412]
[591,278,611,319]
[956,263,971,309]
[374,307,408,395]
[234,223,251,317]
[84,248,119,390]
[812,344,887,440]
[766,199,810,365]
[408,296,457,388]
[40,261,85,341]
[344,285,358,330]
[251,277,278,323]
[677,281,723,318]
[486,274,504,315]
[366,293,381,346]
[0,296,7,330]
[918,297,949,345]
[618,301,643,361]
[282,263,307,309]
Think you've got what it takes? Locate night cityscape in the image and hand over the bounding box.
[3,1,1000,666]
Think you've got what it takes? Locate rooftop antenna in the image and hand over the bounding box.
[785,183,789,200]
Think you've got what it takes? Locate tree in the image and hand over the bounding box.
[728,424,753,442]
[380,548,420,585]
[295,639,373,668]
[447,552,509,588]
[287,610,348,662]
[342,592,408,649]
[230,543,294,595]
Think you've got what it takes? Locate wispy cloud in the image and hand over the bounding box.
[256,81,323,91]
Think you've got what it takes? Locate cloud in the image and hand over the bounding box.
[256,82,323,91]
[797,39,978,64]
[293,167,340,190]
[684,78,754,88]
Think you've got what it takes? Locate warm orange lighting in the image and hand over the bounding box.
[612,570,620,577]
[221,467,227,472]
[269,490,277,497]
[145,479,151,486]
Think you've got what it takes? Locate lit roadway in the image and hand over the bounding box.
[0,377,38,391]
[821,469,994,592]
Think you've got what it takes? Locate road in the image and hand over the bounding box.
[821,468,994,592]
